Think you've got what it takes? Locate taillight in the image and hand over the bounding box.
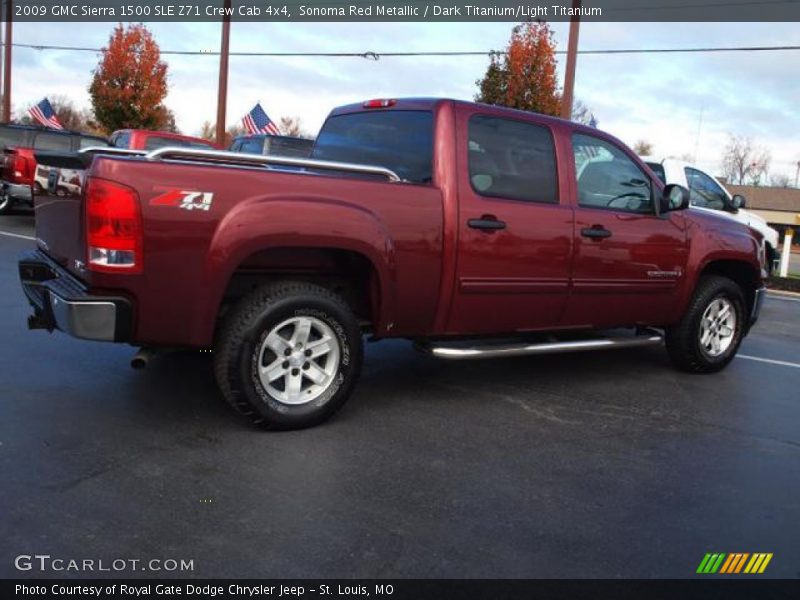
[85,177,143,274]
[5,154,26,182]
[362,99,397,108]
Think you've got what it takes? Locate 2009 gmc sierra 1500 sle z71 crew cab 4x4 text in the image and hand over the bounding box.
[19,98,767,429]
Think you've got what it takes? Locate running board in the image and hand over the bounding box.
[416,330,663,360]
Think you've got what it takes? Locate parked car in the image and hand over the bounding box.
[110,129,222,151]
[0,124,107,215]
[21,98,766,429]
[229,134,314,158]
[643,157,781,274]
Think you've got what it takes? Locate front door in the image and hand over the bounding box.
[563,132,689,328]
[446,110,573,335]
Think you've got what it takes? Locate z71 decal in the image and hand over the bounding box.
[150,189,214,212]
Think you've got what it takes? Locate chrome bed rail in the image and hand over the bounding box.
[79,145,403,183]
[146,147,402,182]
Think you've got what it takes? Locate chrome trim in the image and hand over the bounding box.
[418,333,663,360]
[2,180,33,201]
[750,286,767,327]
[144,146,403,182]
[49,292,117,342]
[78,147,148,156]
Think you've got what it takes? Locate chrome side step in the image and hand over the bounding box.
[416,331,663,360]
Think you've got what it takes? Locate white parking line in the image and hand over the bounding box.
[738,354,800,369]
[767,292,800,304]
[0,230,35,241]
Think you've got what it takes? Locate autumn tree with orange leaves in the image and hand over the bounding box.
[476,21,561,116]
[89,24,170,133]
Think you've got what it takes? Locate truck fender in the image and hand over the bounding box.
[192,194,397,345]
[674,224,763,322]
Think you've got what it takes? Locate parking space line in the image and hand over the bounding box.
[738,354,800,369]
[766,293,800,304]
[0,230,35,241]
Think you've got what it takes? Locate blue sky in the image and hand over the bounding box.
[9,21,800,179]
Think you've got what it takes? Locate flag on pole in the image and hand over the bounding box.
[28,98,64,130]
[242,103,281,136]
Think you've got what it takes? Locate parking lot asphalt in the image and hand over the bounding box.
[1,213,799,579]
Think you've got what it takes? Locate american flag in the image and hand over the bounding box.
[28,98,64,130]
[242,103,281,136]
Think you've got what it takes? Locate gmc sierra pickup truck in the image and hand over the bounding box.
[20,98,767,429]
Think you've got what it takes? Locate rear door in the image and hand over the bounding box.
[447,109,573,335]
[563,133,688,328]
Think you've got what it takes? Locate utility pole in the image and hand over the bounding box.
[795,160,800,188]
[215,0,231,147]
[560,0,581,120]
[2,0,12,122]
[1,3,4,120]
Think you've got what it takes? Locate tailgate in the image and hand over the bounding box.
[32,151,92,280]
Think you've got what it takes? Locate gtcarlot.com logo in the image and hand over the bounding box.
[697,552,773,574]
[14,554,194,573]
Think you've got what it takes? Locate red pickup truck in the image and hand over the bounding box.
[109,129,222,151]
[19,98,766,429]
[0,124,108,215]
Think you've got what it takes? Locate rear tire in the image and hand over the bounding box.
[0,194,12,215]
[665,275,746,373]
[214,281,363,430]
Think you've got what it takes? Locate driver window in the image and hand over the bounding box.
[573,133,653,214]
[685,167,727,210]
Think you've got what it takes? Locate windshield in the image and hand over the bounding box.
[312,110,433,183]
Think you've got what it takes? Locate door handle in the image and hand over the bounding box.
[468,216,506,231]
[581,225,612,239]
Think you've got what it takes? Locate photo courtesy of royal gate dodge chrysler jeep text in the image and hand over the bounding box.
[19,98,767,429]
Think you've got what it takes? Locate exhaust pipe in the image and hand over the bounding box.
[131,347,156,370]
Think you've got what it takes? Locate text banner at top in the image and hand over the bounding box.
[8,0,800,22]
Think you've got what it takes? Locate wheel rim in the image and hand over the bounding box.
[256,315,340,405]
[0,195,8,211]
[699,297,737,357]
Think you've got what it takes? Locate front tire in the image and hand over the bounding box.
[214,281,363,429]
[665,275,746,373]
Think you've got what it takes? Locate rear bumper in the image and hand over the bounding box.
[18,249,133,342]
[750,286,767,328]
[2,179,33,203]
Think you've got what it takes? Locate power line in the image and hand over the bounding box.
[10,42,800,58]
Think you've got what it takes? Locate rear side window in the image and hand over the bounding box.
[238,137,266,154]
[79,137,109,149]
[33,132,73,151]
[645,161,666,184]
[468,115,557,203]
[312,110,433,183]
[0,127,29,149]
[112,132,131,148]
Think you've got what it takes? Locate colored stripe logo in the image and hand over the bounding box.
[697,553,773,574]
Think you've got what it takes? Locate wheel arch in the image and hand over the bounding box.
[697,258,761,322]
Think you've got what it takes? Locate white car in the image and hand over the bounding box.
[642,157,781,274]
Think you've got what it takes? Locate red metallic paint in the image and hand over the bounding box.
[32,98,764,348]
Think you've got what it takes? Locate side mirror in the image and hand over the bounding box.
[731,194,746,210]
[660,184,690,213]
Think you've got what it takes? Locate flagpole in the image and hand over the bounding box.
[215,0,231,147]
